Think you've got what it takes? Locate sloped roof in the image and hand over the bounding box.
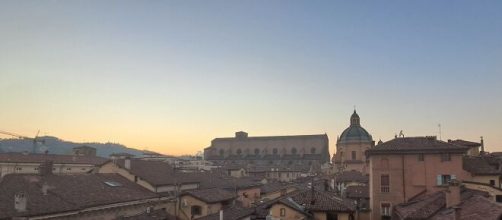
[289,189,355,212]
[463,156,502,175]
[183,188,236,204]
[195,206,255,220]
[0,173,158,218]
[431,195,502,220]
[394,191,446,219]
[394,187,493,220]
[448,139,482,148]
[367,137,469,155]
[0,152,108,165]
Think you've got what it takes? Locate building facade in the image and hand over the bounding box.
[366,136,471,220]
[333,110,374,174]
[0,152,108,178]
[204,132,330,167]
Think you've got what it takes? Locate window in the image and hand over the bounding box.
[490,180,496,186]
[441,153,451,162]
[291,148,297,155]
[16,167,22,171]
[280,208,286,217]
[311,148,316,154]
[273,148,278,155]
[436,174,453,185]
[418,154,424,161]
[236,149,242,155]
[254,148,260,155]
[66,168,71,171]
[219,149,224,156]
[34,167,39,171]
[496,195,502,203]
[352,151,356,160]
[381,203,391,217]
[191,205,202,216]
[381,175,390,192]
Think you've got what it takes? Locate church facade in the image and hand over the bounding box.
[332,110,375,174]
[204,131,330,167]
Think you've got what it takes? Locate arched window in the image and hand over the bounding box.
[291,148,297,155]
[311,148,316,154]
[254,148,260,155]
[273,148,278,155]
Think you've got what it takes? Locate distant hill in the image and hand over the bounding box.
[0,136,146,158]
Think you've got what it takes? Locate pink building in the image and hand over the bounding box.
[367,136,470,220]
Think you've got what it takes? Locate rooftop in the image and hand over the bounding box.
[367,137,469,155]
[0,152,108,165]
[183,188,236,204]
[463,156,502,175]
[0,173,159,218]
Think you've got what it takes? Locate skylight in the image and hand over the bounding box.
[104,181,122,187]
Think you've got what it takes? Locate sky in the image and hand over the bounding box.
[1,0,501,155]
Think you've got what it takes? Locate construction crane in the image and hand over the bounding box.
[0,130,45,153]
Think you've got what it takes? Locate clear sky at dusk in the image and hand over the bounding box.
[1,1,501,155]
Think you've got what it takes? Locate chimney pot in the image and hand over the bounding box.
[124,158,131,170]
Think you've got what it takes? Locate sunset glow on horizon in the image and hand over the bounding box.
[1,1,501,155]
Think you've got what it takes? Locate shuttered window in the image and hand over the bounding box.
[381,174,390,192]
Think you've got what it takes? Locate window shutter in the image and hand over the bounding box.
[437,175,442,185]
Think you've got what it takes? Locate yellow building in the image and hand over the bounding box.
[0,152,108,178]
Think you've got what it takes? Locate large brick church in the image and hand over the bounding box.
[203,131,330,167]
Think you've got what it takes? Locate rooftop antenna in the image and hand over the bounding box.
[438,124,442,140]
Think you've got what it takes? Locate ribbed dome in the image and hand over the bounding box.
[339,110,373,143]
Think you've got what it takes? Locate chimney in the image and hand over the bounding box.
[14,192,27,212]
[39,160,53,176]
[41,182,49,195]
[124,158,131,170]
[481,136,485,153]
[445,179,461,208]
[453,206,462,220]
[219,209,223,220]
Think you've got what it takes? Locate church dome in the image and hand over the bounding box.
[338,110,373,143]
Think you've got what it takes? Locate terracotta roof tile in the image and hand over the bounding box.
[463,156,502,175]
[367,137,469,155]
[0,173,158,218]
[183,188,236,203]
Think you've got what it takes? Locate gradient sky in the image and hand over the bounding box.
[1,1,501,155]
